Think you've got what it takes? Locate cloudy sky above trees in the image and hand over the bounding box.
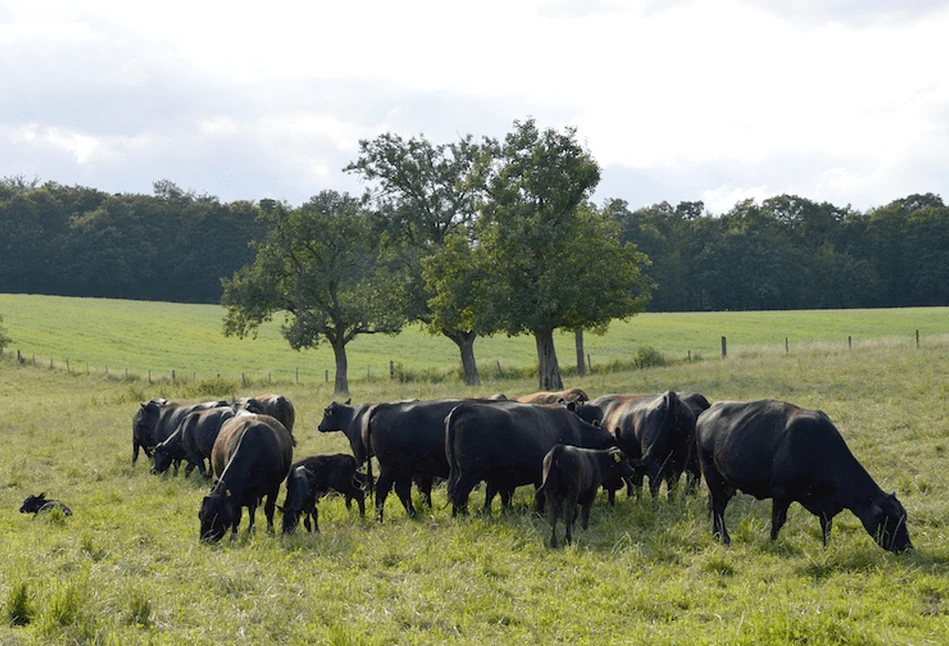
[2,0,948,213]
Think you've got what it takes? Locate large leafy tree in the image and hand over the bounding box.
[473,119,652,389]
[221,190,404,394]
[344,132,489,384]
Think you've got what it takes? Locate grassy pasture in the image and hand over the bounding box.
[1,304,949,644]
[1,293,946,385]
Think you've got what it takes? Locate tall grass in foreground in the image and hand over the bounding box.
[1,338,949,643]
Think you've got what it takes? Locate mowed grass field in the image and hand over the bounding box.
[1,293,946,384]
[1,297,949,643]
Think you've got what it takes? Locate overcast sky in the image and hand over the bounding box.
[2,0,948,214]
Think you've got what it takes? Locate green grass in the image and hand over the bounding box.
[1,293,946,387]
[1,311,949,643]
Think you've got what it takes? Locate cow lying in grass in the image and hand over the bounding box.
[281,454,367,534]
[19,493,72,517]
[536,445,635,547]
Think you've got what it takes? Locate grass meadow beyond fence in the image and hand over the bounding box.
[1,293,947,387]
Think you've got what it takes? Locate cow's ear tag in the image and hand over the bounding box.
[613,452,622,463]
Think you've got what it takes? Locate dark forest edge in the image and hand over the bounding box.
[2,176,944,312]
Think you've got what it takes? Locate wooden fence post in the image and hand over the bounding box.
[390,360,395,380]
[172,370,176,382]
[848,336,852,350]
[688,350,691,362]
[496,360,504,377]
[325,370,329,383]
[721,336,727,358]
[916,329,920,348]
[587,353,592,374]
[785,337,789,354]
[66,359,70,373]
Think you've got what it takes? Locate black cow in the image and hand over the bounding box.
[317,399,374,465]
[153,403,256,477]
[199,413,294,542]
[281,454,367,534]
[445,400,617,516]
[363,398,470,522]
[578,391,696,498]
[19,493,72,517]
[536,445,635,547]
[132,398,227,465]
[235,394,296,435]
[696,399,912,552]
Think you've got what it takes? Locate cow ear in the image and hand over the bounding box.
[345,398,352,405]
[276,505,284,513]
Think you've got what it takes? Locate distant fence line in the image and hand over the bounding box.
[0,329,935,386]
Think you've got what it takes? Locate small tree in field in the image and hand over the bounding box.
[473,119,652,389]
[221,191,405,395]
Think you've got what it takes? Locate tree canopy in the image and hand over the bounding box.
[221,191,404,394]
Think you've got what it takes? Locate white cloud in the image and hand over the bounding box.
[0,0,947,210]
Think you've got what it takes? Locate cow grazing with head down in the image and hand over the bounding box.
[536,445,635,547]
[696,399,912,553]
[577,391,696,499]
[199,413,294,542]
[235,394,296,435]
[514,388,590,405]
[20,493,72,517]
[445,399,617,516]
[281,453,367,534]
[132,398,228,466]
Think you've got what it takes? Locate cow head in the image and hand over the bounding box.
[133,400,163,441]
[19,493,47,514]
[866,492,912,553]
[607,448,636,480]
[281,467,312,535]
[199,491,234,543]
[150,442,175,475]
[317,399,352,433]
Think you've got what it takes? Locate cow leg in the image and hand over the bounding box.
[451,474,480,517]
[309,505,320,533]
[393,476,417,519]
[354,490,366,517]
[703,471,733,545]
[230,506,242,540]
[417,474,434,508]
[580,500,594,530]
[819,512,833,547]
[264,491,278,533]
[132,442,140,465]
[564,501,577,545]
[482,481,498,515]
[374,470,395,523]
[770,496,791,541]
[547,494,562,548]
[247,502,258,534]
[500,488,514,511]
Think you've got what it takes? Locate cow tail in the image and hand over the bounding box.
[541,443,565,499]
[445,405,461,506]
[363,407,376,502]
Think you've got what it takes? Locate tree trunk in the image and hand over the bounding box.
[575,330,585,377]
[534,328,564,390]
[444,329,481,386]
[331,338,349,395]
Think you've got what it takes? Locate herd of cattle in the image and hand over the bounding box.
[130,387,912,553]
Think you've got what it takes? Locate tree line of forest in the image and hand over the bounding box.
[2,118,948,392]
